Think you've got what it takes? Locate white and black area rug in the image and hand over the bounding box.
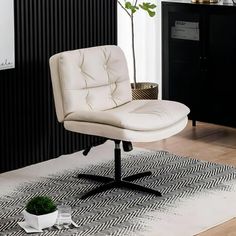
[1,150,236,236]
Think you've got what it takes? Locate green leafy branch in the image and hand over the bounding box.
[139,2,156,17]
[118,0,157,87]
[118,1,157,17]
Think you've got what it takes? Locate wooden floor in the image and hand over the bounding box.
[135,121,236,236]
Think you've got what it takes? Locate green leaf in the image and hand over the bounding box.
[148,10,155,17]
[125,1,139,14]
[141,2,157,9]
[139,2,157,17]
[132,6,139,14]
[147,3,157,9]
[125,1,132,9]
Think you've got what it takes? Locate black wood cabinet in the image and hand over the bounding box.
[162,1,236,127]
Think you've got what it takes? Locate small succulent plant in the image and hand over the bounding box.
[26,196,57,215]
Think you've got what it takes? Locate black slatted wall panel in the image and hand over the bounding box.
[0,0,117,173]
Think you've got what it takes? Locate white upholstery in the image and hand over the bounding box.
[49,45,190,142]
[50,45,132,121]
[65,100,188,131]
[64,117,188,142]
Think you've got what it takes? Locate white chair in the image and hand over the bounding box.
[49,45,190,199]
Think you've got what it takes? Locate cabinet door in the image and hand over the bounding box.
[202,8,236,127]
[162,4,202,121]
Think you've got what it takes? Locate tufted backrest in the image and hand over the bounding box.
[49,45,132,122]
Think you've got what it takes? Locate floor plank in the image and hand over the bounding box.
[135,120,236,236]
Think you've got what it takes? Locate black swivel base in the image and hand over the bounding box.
[78,141,162,200]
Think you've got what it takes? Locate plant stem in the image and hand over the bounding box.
[132,0,138,88]
[131,14,137,88]
[118,1,131,17]
[118,0,138,88]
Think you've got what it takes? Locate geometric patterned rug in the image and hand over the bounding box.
[1,150,236,236]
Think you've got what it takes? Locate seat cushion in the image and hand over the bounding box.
[65,100,190,131]
[64,117,188,142]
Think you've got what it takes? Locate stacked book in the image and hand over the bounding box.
[171,21,199,41]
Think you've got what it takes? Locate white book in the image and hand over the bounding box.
[175,21,199,29]
[171,27,200,41]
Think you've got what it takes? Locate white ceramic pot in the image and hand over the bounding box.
[22,210,58,230]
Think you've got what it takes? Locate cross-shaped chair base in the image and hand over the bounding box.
[77,141,162,200]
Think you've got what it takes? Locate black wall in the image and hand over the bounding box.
[0,0,117,173]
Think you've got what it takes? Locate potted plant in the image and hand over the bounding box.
[22,196,58,230]
[118,0,158,99]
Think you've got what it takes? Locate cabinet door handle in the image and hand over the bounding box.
[200,56,207,71]
[200,56,203,69]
